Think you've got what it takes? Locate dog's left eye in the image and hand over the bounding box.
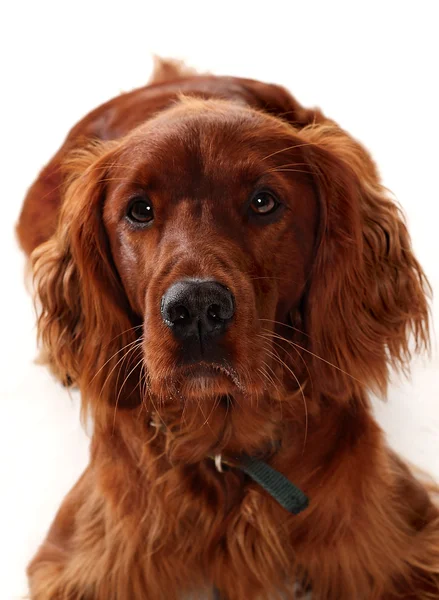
[126,197,154,224]
[249,191,280,215]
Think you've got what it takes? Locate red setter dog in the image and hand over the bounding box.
[17,59,439,599]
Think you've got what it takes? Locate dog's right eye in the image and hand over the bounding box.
[126,197,154,225]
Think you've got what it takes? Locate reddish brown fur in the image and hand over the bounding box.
[17,58,439,599]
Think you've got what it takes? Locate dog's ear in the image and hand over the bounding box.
[31,142,140,418]
[301,125,430,401]
[238,78,327,128]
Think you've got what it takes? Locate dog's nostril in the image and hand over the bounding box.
[170,304,191,323]
[207,303,221,321]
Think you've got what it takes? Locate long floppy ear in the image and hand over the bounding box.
[238,78,327,129]
[31,142,140,419]
[300,125,430,401]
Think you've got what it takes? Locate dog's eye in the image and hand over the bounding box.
[127,197,154,224]
[249,191,280,215]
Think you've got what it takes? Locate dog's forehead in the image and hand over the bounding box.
[113,102,305,197]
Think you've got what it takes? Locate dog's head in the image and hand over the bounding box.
[32,95,429,460]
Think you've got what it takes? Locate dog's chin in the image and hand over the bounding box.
[148,362,245,400]
[146,363,282,463]
[177,363,242,399]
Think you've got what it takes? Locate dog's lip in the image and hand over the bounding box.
[184,364,221,378]
[178,362,242,388]
[181,362,232,378]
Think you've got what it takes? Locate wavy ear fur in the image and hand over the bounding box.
[31,142,140,421]
[301,124,430,401]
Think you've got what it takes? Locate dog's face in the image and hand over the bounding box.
[32,95,429,458]
[102,100,318,406]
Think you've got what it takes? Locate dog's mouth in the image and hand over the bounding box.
[181,362,241,383]
[172,361,244,398]
[145,357,244,398]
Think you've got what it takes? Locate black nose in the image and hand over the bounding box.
[161,279,235,354]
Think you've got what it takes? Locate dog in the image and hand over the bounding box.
[17,58,439,599]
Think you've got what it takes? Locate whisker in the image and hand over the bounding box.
[280,335,363,385]
[262,359,283,396]
[113,355,144,433]
[136,364,148,421]
[98,177,145,185]
[259,317,311,339]
[149,393,169,435]
[130,359,151,409]
[260,331,314,399]
[200,395,221,434]
[268,168,315,175]
[261,141,317,161]
[114,337,143,404]
[259,323,364,386]
[268,162,311,169]
[90,337,142,385]
[258,363,284,419]
[257,367,268,389]
[33,160,147,206]
[257,366,274,395]
[250,276,294,282]
[106,324,144,344]
[259,360,282,396]
[223,393,231,423]
[259,346,284,420]
[96,340,143,405]
[264,346,308,452]
[99,163,139,171]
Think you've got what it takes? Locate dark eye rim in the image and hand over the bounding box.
[126,196,154,226]
[248,189,282,217]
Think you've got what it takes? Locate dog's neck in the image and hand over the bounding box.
[148,410,309,515]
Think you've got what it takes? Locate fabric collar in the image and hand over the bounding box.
[211,453,309,515]
[150,415,309,515]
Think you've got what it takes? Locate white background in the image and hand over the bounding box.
[1,2,438,598]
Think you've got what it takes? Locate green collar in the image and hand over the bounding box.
[150,415,309,515]
[211,453,309,515]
